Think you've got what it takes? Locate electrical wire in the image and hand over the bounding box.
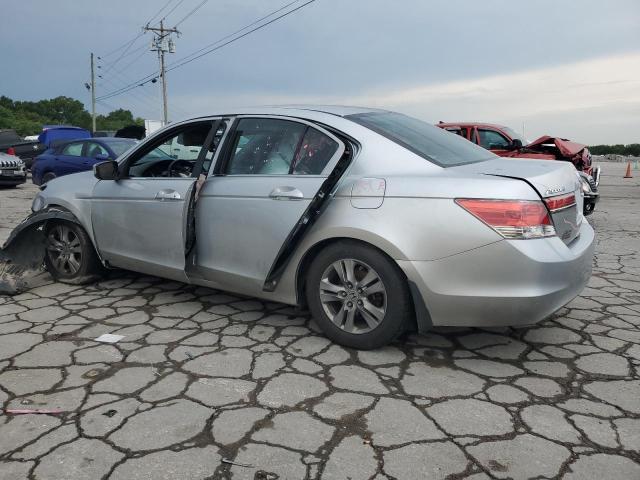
[96,0,316,101]
[174,0,209,28]
[160,0,188,23]
[145,0,176,27]
[167,0,314,73]
[167,0,300,69]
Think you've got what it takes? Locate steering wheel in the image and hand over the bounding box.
[167,159,194,177]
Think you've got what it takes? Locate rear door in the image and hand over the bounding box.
[91,120,219,281]
[193,116,346,294]
[57,141,88,175]
[84,141,111,167]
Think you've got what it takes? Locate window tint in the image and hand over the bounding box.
[86,142,109,158]
[347,112,493,167]
[226,119,306,175]
[62,142,84,157]
[478,129,510,149]
[292,127,338,174]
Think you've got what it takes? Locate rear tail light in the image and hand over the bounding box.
[544,193,576,212]
[456,198,556,239]
[7,147,16,156]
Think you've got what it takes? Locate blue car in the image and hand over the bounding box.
[32,137,137,185]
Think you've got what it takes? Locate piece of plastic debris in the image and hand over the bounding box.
[5,409,63,415]
[94,333,125,344]
[102,409,117,418]
[185,352,194,359]
[222,459,254,468]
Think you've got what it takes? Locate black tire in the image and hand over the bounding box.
[305,240,412,349]
[44,221,103,284]
[42,172,57,184]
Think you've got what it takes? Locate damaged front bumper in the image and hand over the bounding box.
[0,210,81,294]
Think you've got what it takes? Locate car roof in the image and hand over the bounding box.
[189,105,388,120]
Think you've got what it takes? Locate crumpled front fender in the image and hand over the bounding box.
[0,209,82,294]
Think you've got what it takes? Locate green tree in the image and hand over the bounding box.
[0,95,142,136]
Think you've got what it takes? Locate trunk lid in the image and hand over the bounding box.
[460,157,583,244]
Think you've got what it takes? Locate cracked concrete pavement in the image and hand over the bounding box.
[0,162,639,479]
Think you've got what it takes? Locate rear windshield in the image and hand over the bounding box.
[347,111,495,167]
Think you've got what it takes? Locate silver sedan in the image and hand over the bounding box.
[22,106,594,349]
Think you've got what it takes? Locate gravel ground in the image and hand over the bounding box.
[0,163,639,480]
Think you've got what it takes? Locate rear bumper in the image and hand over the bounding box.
[400,220,595,328]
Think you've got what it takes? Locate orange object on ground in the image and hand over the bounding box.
[624,161,633,178]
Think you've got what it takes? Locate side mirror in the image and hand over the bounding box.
[95,153,110,161]
[94,160,118,180]
[511,138,523,149]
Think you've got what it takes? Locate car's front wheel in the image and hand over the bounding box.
[306,241,412,349]
[44,222,103,284]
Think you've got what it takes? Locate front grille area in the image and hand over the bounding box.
[0,159,24,168]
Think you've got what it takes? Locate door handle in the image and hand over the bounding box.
[269,186,304,200]
[155,189,182,201]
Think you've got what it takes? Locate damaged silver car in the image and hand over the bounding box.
[1,106,595,349]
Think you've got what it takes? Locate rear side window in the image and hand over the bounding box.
[292,127,338,175]
[62,142,84,156]
[347,112,494,167]
[225,119,338,175]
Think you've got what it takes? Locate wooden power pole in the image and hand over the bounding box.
[144,20,179,125]
[90,52,96,133]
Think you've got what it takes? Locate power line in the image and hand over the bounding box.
[167,0,315,73]
[96,0,316,101]
[101,32,145,74]
[98,0,176,59]
[145,0,176,26]
[174,0,209,28]
[161,0,188,23]
[167,0,300,69]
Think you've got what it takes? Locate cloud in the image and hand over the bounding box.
[171,52,640,144]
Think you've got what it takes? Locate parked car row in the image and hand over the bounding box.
[436,122,600,215]
[8,106,594,349]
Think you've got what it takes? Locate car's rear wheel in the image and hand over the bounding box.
[44,222,103,284]
[42,172,57,184]
[306,241,412,349]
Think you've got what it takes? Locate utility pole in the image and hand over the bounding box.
[90,52,96,133]
[145,20,179,125]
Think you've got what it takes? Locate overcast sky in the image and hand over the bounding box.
[2,0,639,144]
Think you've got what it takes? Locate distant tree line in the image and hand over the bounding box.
[0,95,143,137]
[589,144,640,157]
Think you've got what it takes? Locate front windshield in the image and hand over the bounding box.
[347,111,495,167]
[108,140,137,157]
[502,127,528,145]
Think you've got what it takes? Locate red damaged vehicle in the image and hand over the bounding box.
[437,122,600,215]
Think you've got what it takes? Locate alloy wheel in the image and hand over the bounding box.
[46,225,82,275]
[319,258,387,334]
